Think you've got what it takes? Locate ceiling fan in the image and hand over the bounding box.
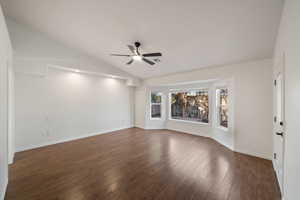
[110,42,162,65]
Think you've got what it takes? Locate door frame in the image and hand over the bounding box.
[273,53,286,196]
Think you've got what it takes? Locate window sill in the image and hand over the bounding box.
[150,118,162,121]
[216,126,229,132]
[168,118,210,126]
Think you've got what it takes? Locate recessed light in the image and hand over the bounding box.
[75,69,80,73]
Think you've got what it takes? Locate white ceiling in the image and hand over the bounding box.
[1,0,283,79]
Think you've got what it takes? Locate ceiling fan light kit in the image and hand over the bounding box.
[133,55,142,61]
[111,41,162,66]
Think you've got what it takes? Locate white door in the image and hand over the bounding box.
[274,73,285,193]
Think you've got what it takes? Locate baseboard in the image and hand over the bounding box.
[144,126,166,130]
[134,125,145,129]
[0,177,8,200]
[143,127,269,160]
[211,137,234,151]
[234,149,271,160]
[8,151,15,165]
[166,127,210,138]
[16,126,271,161]
[16,126,133,152]
[170,128,234,151]
[272,159,277,171]
[272,160,284,200]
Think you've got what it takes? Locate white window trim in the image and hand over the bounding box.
[150,92,162,120]
[216,125,228,132]
[216,87,229,131]
[168,88,210,125]
[169,118,211,126]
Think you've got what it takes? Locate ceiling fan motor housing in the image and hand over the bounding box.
[134,42,141,48]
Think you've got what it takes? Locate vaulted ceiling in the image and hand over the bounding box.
[0,0,283,78]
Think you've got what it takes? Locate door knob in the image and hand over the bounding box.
[276,132,284,136]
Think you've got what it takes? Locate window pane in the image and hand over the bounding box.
[151,104,161,118]
[151,93,161,103]
[151,92,161,118]
[219,89,228,128]
[171,90,209,123]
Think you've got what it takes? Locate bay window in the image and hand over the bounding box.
[170,90,209,123]
[216,88,228,128]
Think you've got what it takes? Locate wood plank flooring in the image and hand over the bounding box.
[5,128,281,200]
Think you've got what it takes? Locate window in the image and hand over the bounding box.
[216,88,228,128]
[170,90,209,123]
[151,92,162,119]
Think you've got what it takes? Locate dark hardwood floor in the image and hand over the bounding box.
[6,128,281,200]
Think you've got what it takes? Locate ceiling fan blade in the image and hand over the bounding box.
[126,59,134,65]
[142,53,162,57]
[142,57,155,65]
[110,54,131,57]
[127,45,135,54]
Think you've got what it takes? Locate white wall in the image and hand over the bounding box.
[138,59,273,159]
[134,87,146,129]
[5,17,137,152]
[273,0,300,199]
[15,68,134,151]
[8,63,15,164]
[0,4,12,200]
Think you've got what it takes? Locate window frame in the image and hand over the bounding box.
[150,92,162,120]
[168,88,211,125]
[216,87,229,131]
